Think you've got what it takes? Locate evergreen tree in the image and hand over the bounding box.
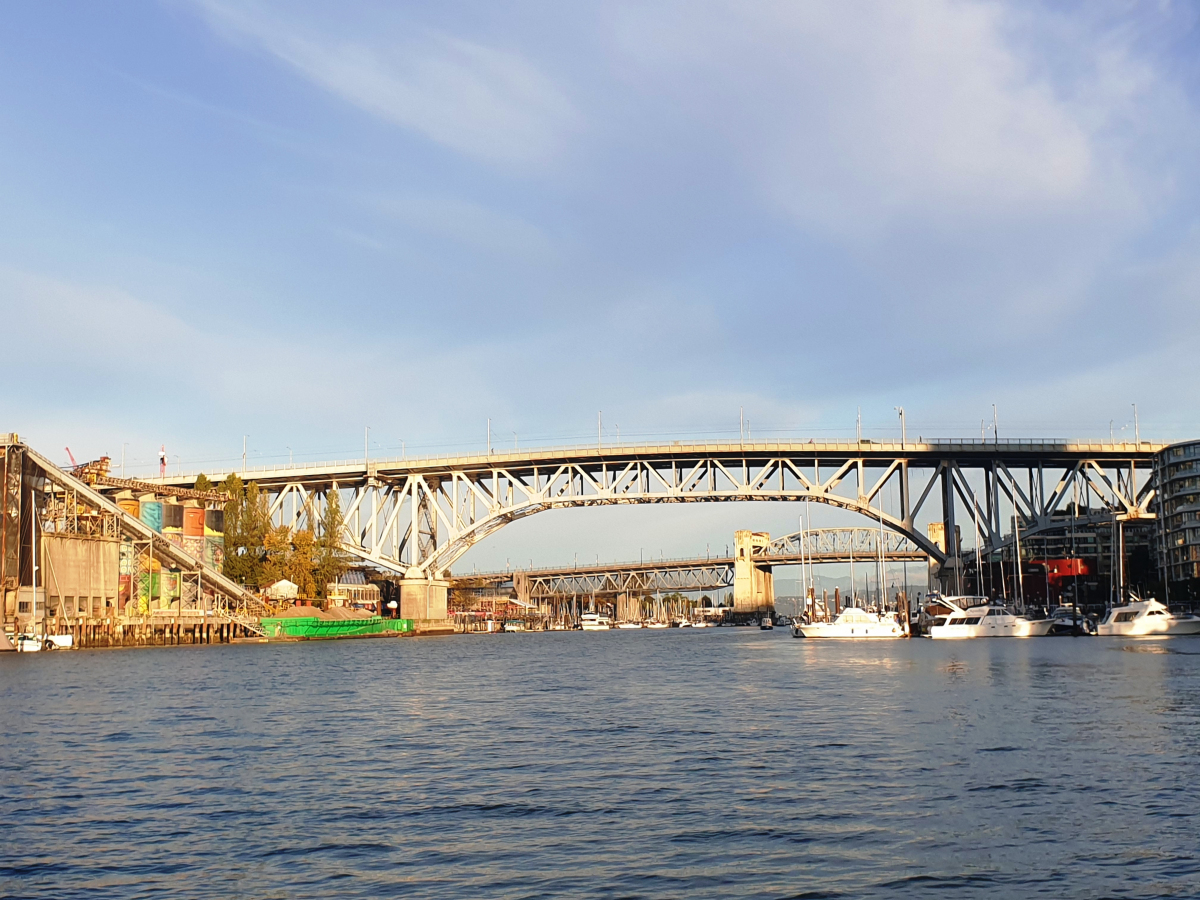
[194,473,213,493]
[288,528,317,598]
[315,490,350,597]
[219,474,272,588]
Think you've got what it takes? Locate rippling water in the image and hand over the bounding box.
[3,630,1200,898]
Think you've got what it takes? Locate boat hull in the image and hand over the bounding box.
[929,620,1053,639]
[796,622,904,639]
[1097,619,1200,636]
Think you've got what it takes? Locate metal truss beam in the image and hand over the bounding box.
[149,440,1163,579]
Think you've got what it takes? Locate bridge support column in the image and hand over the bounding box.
[733,530,774,621]
[401,568,452,634]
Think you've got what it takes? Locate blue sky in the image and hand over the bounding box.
[3,1,1200,567]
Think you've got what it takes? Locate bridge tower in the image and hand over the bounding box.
[733,530,774,617]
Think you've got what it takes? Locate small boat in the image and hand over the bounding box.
[1097,597,1200,636]
[677,620,693,628]
[794,606,905,639]
[645,621,669,629]
[616,622,644,629]
[579,613,613,631]
[691,619,712,628]
[502,619,527,632]
[759,617,774,631]
[1046,606,1096,636]
[15,633,43,652]
[928,601,1053,639]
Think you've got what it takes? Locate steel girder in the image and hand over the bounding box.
[764,526,925,561]
[472,526,927,600]
[151,440,1163,578]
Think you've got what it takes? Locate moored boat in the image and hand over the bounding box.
[928,603,1053,639]
[1046,606,1096,636]
[794,606,905,639]
[580,613,613,631]
[1096,597,1200,637]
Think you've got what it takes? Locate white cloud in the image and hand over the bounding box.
[194,1,582,168]
[611,0,1135,237]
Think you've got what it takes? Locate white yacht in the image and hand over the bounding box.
[645,621,669,629]
[928,603,1053,639]
[616,621,644,629]
[502,619,527,632]
[579,613,613,631]
[1097,598,1200,637]
[759,616,774,630]
[793,606,906,639]
[15,632,45,652]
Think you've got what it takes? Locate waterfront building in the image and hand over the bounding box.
[1158,440,1200,585]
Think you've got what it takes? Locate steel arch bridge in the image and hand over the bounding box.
[152,439,1163,581]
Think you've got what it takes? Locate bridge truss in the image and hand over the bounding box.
[467,526,928,601]
[153,440,1163,581]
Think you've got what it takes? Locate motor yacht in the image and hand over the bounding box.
[1097,598,1200,637]
[1047,606,1096,636]
[793,606,906,639]
[15,632,44,652]
[579,613,613,631]
[928,603,1053,639]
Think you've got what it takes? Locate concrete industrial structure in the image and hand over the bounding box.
[2,436,267,644]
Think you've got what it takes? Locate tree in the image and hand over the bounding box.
[315,490,351,597]
[194,473,213,493]
[219,474,272,589]
[287,528,317,598]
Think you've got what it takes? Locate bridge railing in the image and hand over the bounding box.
[146,437,1166,484]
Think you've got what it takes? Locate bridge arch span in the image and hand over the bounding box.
[148,440,1159,583]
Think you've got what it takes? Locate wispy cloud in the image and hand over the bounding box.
[193,1,582,168]
[367,193,556,260]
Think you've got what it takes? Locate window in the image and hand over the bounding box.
[17,600,30,614]
[963,617,982,625]
[987,608,1005,616]
[1115,611,1137,622]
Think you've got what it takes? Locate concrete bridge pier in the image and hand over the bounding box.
[401,568,453,634]
[733,530,774,620]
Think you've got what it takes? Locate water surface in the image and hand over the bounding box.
[3,630,1199,898]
